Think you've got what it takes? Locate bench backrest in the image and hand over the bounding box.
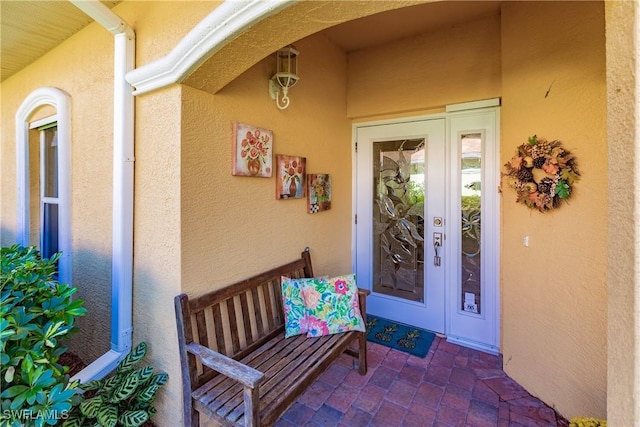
[175,249,314,388]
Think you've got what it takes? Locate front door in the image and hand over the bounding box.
[354,105,500,353]
[355,119,446,333]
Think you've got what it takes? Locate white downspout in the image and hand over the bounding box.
[69,0,135,382]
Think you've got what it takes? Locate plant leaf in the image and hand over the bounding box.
[149,372,168,387]
[79,396,104,418]
[110,372,140,403]
[79,380,101,391]
[119,410,149,427]
[116,342,147,374]
[136,367,154,383]
[0,384,28,398]
[136,384,159,403]
[97,405,118,427]
[555,179,570,199]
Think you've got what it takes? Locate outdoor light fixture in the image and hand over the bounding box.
[269,45,299,110]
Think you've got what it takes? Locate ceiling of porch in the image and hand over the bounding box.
[0,1,121,82]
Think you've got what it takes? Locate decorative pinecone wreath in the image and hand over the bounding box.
[502,135,580,212]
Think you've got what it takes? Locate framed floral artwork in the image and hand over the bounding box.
[232,122,273,177]
[276,155,306,199]
[307,174,331,213]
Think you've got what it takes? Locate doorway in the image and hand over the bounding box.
[354,102,500,353]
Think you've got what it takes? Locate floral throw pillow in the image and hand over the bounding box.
[300,274,366,338]
[281,276,325,338]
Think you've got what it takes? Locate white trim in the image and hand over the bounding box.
[16,87,72,286]
[125,0,297,95]
[445,98,500,113]
[30,115,58,129]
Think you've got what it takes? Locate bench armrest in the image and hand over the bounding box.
[186,342,265,389]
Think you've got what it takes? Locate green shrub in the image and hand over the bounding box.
[462,194,481,210]
[1,245,87,427]
[64,342,168,427]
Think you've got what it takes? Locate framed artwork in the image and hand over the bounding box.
[307,174,331,214]
[232,122,273,177]
[276,155,306,199]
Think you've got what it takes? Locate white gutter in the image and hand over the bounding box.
[69,0,135,382]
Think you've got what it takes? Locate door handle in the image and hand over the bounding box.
[433,232,443,266]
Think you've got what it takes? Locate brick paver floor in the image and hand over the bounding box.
[275,336,569,427]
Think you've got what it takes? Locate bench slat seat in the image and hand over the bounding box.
[192,331,356,426]
[175,248,369,427]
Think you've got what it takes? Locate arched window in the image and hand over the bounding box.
[16,87,72,285]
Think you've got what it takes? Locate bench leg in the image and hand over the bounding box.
[244,385,260,427]
[358,331,368,375]
[191,408,199,427]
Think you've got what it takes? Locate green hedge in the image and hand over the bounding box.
[1,245,86,427]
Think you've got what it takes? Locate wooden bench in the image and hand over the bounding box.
[174,248,369,427]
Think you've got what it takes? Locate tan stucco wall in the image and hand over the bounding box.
[180,33,351,298]
[0,16,116,363]
[605,1,640,425]
[130,84,183,427]
[500,1,607,419]
[347,12,501,118]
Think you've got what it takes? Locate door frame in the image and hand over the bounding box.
[351,99,501,354]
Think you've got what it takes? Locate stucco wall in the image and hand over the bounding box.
[605,1,639,425]
[0,16,115,363]
[500,1,607,419]
[180,33,352,298]
[347,12,501,118]
[129,84,183,427]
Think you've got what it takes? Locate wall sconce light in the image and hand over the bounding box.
[268,45,299,110]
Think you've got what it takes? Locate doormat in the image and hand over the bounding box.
[365,315,435,358]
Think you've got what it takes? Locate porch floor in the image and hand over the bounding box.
[275,336,569,427]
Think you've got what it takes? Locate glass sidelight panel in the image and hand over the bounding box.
[461,133,482,314]
[372,139,425,302]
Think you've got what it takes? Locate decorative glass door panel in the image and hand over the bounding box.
[356,119,446,333]
[373,139,425,302]
[460,133,482,314]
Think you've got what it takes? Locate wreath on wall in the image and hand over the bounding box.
[502,135,580,212]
